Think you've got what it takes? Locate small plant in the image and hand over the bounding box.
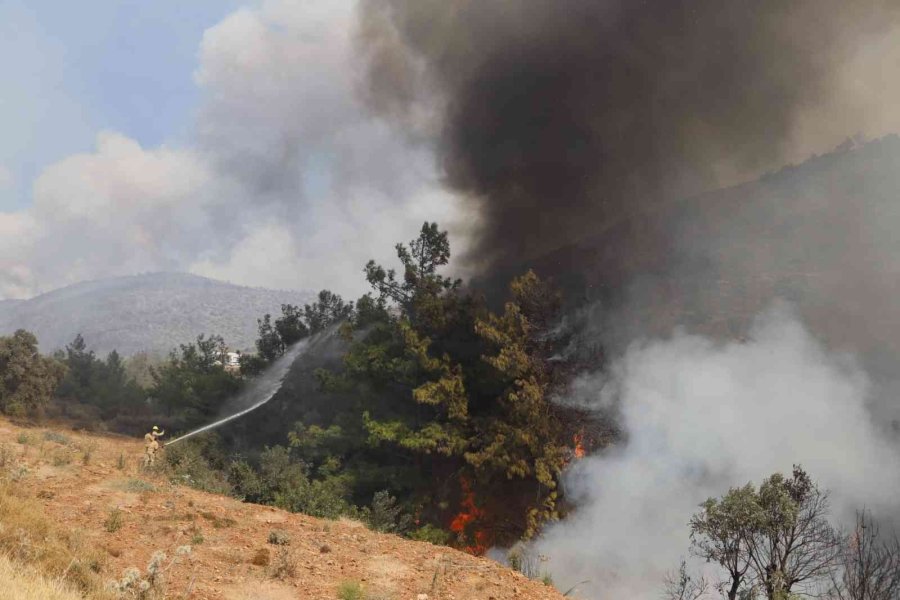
[269,546,296,580]
[43,431,71,445]
[190,528,204,545]
[507,546,541,579]
[200,511,236,528]
[121,479,157,493]
[51,449,73,466]
[268,529,291,545]
[338,580,364,600]
[0,443,19,473]
[117,453,126,470]
[105,508,124,533]
[16,432,34,445]
[79,441,98,465]
[542,573,554,586]
[109,545,191,599]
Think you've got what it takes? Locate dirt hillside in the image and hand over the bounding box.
[0,419,566,600]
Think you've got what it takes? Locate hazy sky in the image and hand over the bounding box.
[0,0,242,209]
[0,0,466,300]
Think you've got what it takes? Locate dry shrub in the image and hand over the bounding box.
[104,509,124,533]
[267,529,291,545]
[0,483,111,597]
[199,511,236,528]
[52,450,73,467]
[79,441,98,465]
[0,553,86,600]
[269,547,296,580]
[108,546,191,599]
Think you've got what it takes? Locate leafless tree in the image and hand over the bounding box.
[663,560,710,600]
[827,510,900,600]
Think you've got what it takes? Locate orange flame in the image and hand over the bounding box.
[573,431,586,459]
[450,477,489,555]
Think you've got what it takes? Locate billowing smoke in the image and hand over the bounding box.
[536,305,900,599]
[355,8,900,594]
[357,0,900,269]
[0,0,469,300]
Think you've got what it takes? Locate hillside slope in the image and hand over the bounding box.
[0,273,314,356]
[0,419,564,600]
[499,135,900,425]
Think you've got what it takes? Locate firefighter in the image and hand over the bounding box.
[143,426,165,468]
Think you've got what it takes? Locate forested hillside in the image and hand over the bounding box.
[0,273,313,356]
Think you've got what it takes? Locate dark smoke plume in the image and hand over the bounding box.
[357,0,900,270]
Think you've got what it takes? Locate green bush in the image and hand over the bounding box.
[409,524,451,546]
[337,580,364,600]
[362,490,411,534]
[160,437,232,496]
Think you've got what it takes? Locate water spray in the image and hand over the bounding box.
[164,338,311,447]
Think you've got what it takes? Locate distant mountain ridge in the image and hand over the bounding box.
[0,272,314,356]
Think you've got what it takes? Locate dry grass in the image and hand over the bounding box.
[0,553,85,600]
[0,482,111,598]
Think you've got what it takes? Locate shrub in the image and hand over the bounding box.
[0,444,22,478]
[337,580,364,600]
[0,483,109,595]
[199,511,235,528]
[120,479,157,494]
[507,546,543,579]
[268,529,291,545]
[105,509,124,533]
[43,431,70,446]
[51,450,72,467]
[116,453,126,470]
[269,547,296,580]
[190,526,204,546]
[108,546,191,599]
[363,490,411,534]
[158,438,232,496]
[409,524,451,546]
[17,432,34,445]
[78,441,98,465]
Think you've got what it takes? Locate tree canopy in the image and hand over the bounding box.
[0,329,65,416]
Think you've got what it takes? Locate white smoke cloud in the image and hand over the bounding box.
[0,0,467,300]
[537,304,900,599]
[0,131,222,295]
